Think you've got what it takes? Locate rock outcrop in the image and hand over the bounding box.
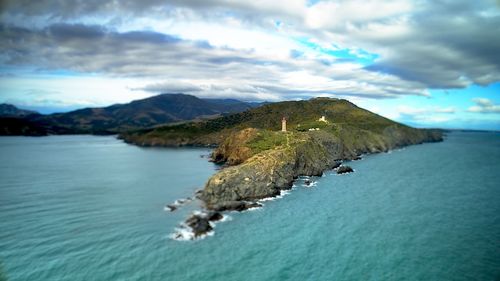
[337,166,354,174]
[154,98,445,237]
[185,214,213,237]
[211,128,259,165]
[200,126,442,211]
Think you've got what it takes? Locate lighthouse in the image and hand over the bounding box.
[281,117,287,132]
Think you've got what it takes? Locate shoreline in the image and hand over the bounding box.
[172,136,443,240]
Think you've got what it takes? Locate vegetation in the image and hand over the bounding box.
[296,120,329,131]
[199,99,442,211]
[120,97,415,148]
[0,94,258,136]
[246,130,288,154]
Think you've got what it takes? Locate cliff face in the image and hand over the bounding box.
[200,126,442,210]
[211,128,259,165]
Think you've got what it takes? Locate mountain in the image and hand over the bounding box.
[202,98,258,112]
[0,104,38,117]
[120,97,443,151]
[0,117,48,136]
[121,97,443,207]
[120,97,443,233]
[0,104,47,136]
[0,94,261,135]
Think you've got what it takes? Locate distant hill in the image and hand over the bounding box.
[0,104,38,117]
[0,94,262,135]
[0,104,47,136]
[0,117,48,136]
[202,98,259,112]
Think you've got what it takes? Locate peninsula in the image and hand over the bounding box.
[121,97,443,237]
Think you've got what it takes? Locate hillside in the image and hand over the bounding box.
[120,97,443,215]
[0,117,48,136]
[0,104,37,117]
[0,94,258,135]
[120,97,441,152]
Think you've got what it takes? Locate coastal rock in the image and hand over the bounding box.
[165,204,177,212]
[337,166,354,174]
[210,201,263,212]
[185,214,213,237]
[165,197,193,212]
[201,132,339,209]
[194,189,204,199]
[120,98,444,223]
[211,128,259,165]
[331,161,341,169]
[207,212,223,221]
[201,124,443,209]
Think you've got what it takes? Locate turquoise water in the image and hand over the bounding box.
[0,132,499,280]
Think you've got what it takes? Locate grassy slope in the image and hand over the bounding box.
[197,99,442,209]
[119,97,424,149]
[120,97,442,210]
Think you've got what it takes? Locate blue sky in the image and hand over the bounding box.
[0,0,499,130]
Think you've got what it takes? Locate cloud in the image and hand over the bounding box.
[0,0,499,101]
[397,105,456,116]
[388,104,457,125]
[136,81,203,93]
[0,22,434,101]
[467,98,500,113]
[304,1,500,89]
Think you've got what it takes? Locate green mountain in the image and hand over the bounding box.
[120,97,443,215]
[0,103,37,117]
[120,97,442,152]
[0,117,48,136]
[0,104,47,136]
[0,94,259,135]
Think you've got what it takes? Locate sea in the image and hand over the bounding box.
[0,131,499,281]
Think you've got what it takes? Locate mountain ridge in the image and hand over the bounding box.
[0,103,38,117]
[0,94,261,135]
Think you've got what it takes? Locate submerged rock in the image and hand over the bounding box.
[166,197,194,212]
[337,165,354,174]
[304,179,312,186]
[165,204,177,212]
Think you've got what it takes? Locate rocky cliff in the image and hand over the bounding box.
[200,126,442,210]
[120,97,443,212]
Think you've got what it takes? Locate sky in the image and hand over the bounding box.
[0,0,499,130]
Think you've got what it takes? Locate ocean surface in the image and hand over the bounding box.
[0,132,499,281]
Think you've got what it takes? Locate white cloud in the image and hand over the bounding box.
[304,0,413,29]
[0,23,436,105]
[467,98,500,113]
[397,105,456,116]
[0,0,499,110]
[0,75,153,108]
